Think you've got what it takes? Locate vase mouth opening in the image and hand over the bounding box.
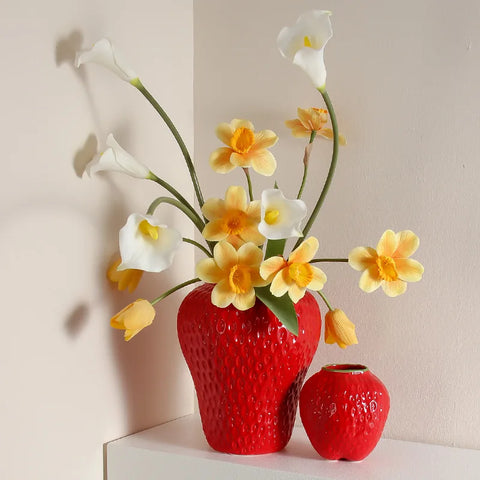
[322,363,369,373]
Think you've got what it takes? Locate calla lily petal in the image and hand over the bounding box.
[118,213,182,272]
[75,38,138,82]
[258,189,307,240]
[87,134,150,179]
[277,10,333,89]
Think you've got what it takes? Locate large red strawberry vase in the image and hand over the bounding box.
[177,283,321,455]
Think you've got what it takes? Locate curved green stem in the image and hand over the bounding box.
[151,278,201,306]
[131,78,205,208]
[243,168,254,201]
[182,237,212,257]
[317,289,334,311]
[311,258,348,263]
[146,196,205,234]
[148,172,199,221]
[297,158,309,199]
[294,88,339,249]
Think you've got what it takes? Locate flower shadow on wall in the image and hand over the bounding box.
[57,31,186,433]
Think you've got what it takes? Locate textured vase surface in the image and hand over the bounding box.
[300,364,390,461]
[177,283,321,455]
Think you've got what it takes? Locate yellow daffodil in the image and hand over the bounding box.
[348,229,424,297]
[196,241,267,311]
[209,119,278,176]
[111,299,155,341]
[118,213,182,272]
[258,189,306,239]
[324,309,358,349]
[87,134,150,178]
[76,38,138,83]
[260,237,327,303]
[285,107,346,145]
[202,186,265,248]
[107,256,143,293]
[277,10,333,90]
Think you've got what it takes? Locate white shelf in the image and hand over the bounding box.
[106,415,480,480]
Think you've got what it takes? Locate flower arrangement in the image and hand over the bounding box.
[76,10,424,346]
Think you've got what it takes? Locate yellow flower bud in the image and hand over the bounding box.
[324,309,358,349]
[110,299,155,341]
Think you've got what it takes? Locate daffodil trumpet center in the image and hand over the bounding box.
[138,220,159,240]
[228,265,252,294]
[223,210,248,235]
[376,255,398,282]
[288,262,313,288]
[231,127,255,154]
[264,209,280,225]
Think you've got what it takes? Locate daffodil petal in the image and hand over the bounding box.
[270,268,291,297]
[393,230,420,258]
[382,279,407,297]
[211,279,236,308]
[209,147,235,173]
[348,246,377,271]
[308,266,327,290]
[237,242,263,267]
[215,122,234,145]
[248,149,277,176]
[254,130,279,149]
[239,223,265,246]
[225,186,248,211]
[202,219,228,241]
[359,265,382,293]
[213,241,238,271]
[289,237,319,264]
[285,119,310,138]
[201,198,226,220]
[260,256,287,281]
[288,283,306,303]
[232,289,256,311]
[230,119,254,131]
[377,229,398,257]
[196,258,225,283]
[395,258,424,282]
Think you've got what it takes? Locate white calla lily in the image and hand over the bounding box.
[277,10,333,90]
[118,213,182,272]
[86,134,150,179]
[258,189,307,239]
[75,38,138,83]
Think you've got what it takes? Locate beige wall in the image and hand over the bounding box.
[1,1,194,478]
[194,0,480,449]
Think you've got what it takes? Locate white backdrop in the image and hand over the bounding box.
[194,0,480,449]
[1,1,194,479]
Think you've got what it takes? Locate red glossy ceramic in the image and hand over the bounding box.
[177,283,321,455]
[300,364,390,461]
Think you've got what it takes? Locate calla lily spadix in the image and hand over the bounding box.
[75,38,138,83]
[86,134,151,179]
[258,189,306,239]
[277,10,333,90]
[118,213,182,272]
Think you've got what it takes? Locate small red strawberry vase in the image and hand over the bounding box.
[177,283,321,455]
[300,364,390,461]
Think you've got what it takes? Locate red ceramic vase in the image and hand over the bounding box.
[300,364,390,461]
[177,283,321,455]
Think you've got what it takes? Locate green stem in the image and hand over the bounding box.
[131,78,205,208]
[146,196,205,234]
[297,132,316,199]
[317,289,334,311]
[294,88,339,249]
[151,278,201,306]
[148,172,200,222]
[182,237,212,257]
[311,258,348,263]
[243,168,254,201]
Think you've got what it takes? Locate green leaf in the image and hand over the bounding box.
[255,286,298,336]
[264,238,286,259]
